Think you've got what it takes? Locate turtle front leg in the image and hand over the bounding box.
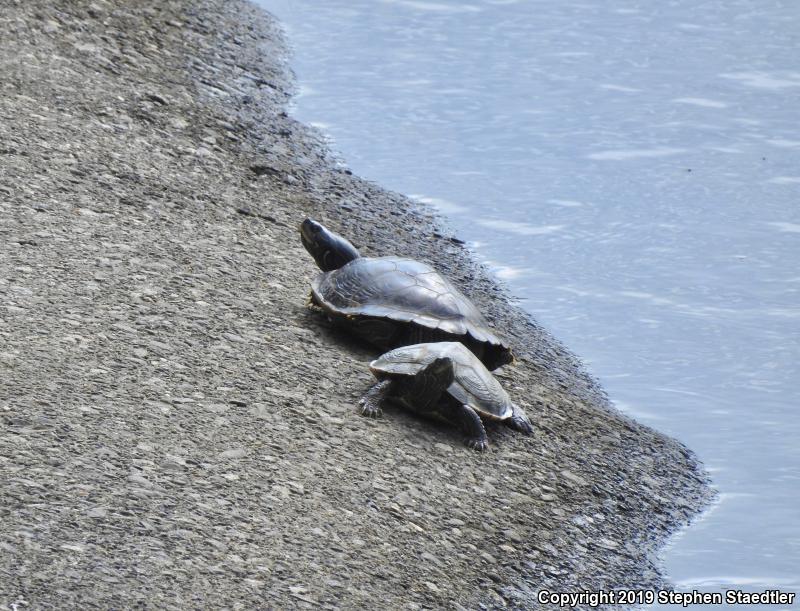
[359,379,394,418]
[506,402,534,435]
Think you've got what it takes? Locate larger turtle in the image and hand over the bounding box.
[360,342,534,450]
[300,218,512,370]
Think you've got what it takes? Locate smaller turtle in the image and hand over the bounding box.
[360,342,533,451]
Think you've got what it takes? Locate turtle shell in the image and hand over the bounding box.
[370,342,513,420]
[311,256,510,362]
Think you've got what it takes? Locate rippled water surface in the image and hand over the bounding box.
[255,0,800,606]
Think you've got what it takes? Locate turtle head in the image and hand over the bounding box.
[405,356,455,407]
[300,218,360,271]
[427,357,456,388]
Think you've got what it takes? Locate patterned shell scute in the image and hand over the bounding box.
[312,257,498,342]
[370,342,513,419]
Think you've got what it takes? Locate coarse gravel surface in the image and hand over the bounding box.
[0,1,712,609]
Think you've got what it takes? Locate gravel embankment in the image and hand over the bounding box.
[0,1,711,609]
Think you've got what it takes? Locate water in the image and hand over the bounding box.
[255,0,800,606]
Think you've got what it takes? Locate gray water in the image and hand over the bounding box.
[255,0,800,607]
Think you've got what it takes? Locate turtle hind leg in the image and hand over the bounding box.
[359,379,394,418]
[506,403,534,435]
[395,358,489,450]
[394,357,455,412]
[444,403,489,451]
